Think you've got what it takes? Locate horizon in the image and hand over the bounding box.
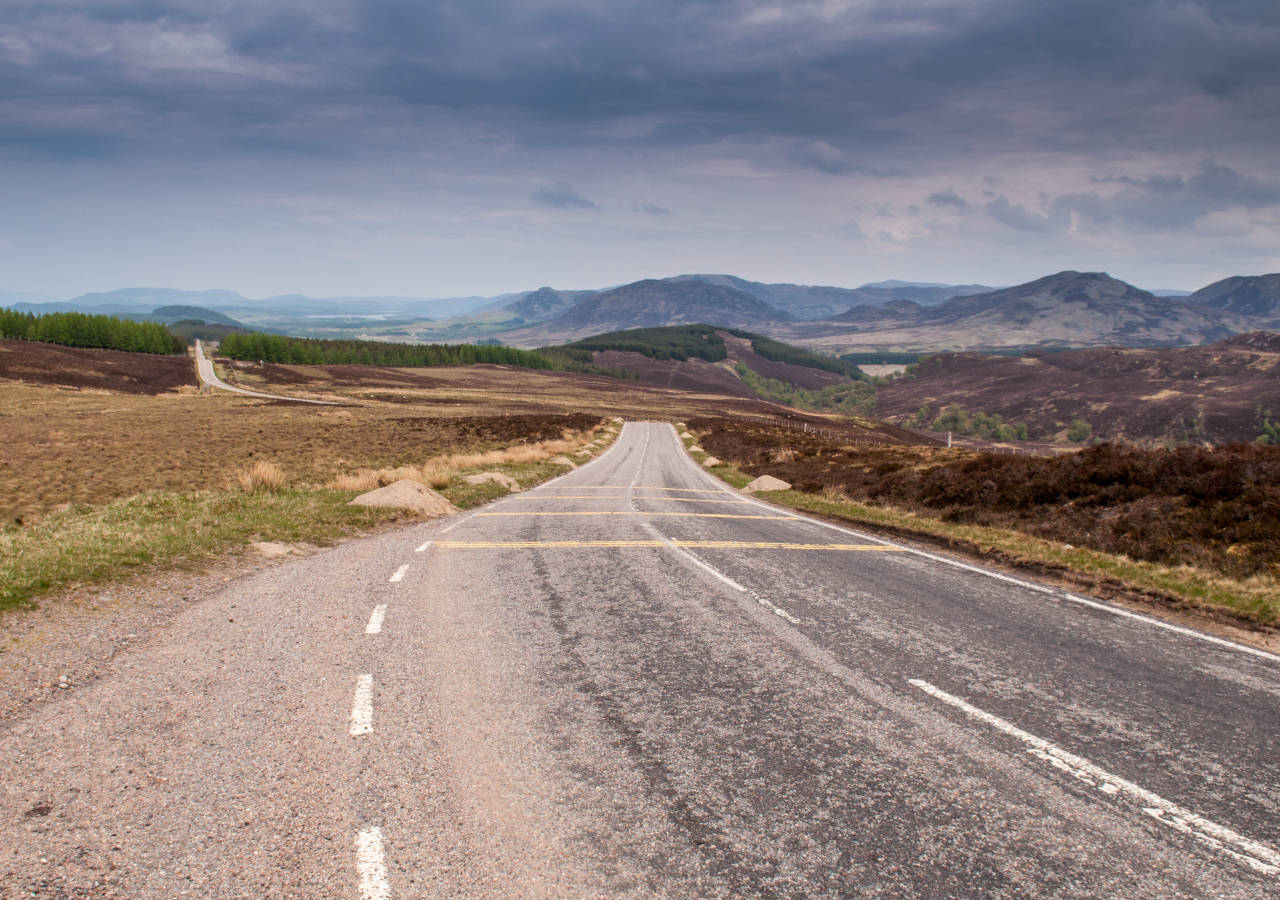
[2,2,1278,298]
[4,268,1252,307]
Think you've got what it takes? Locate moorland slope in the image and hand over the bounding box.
[873,332,1280,444]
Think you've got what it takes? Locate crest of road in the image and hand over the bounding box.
[4,422,1278,898]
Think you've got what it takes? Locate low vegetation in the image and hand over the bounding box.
[736,330,862,377]
[735,364,877,415]
[0,307,185,354]
[0,399,618,611]
[909,404,1030,441]
[688,417,1280,626]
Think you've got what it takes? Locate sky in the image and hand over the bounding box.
[3,0,1280,300]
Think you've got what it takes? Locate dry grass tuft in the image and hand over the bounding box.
[326,427,610,494]
[820,483,851,502]
[236,460,286,492]
[772,446,799,463]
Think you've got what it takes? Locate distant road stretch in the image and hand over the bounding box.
[2,422,1277,897]
[193,338,338,404]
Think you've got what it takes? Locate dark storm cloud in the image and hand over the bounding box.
[532,181,596,210]
[3,0,1278,171]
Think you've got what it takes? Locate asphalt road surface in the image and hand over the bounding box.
[4,422,1278,897]
[193,339,337,404]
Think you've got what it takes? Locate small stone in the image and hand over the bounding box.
[702,456,721,468]
[462,471,522,492]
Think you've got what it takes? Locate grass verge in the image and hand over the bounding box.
[1,420,622,614]
[679,431,1280,629]
[0,489,404,612]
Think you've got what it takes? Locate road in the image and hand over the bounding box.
[3,422,1278,897]
[193,338,338,404]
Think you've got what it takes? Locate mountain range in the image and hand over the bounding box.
[7,271,1280,354]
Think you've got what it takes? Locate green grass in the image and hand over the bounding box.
[1,427,620,614]
[0,488,404,611]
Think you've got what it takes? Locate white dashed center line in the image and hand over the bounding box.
[355,826,391,899]
[414,540,433,553]
[388,564,409,583]
[365,604,387,635]
[910,678,1280,877]
[350,674,375,737]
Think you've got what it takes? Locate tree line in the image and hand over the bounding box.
[0,308,185,354]
[218,331,633,378]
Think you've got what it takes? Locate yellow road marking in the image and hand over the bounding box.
[434,540,907,551]
[476,511,791,519]
[508,495,750,504]
[539,486,727,494]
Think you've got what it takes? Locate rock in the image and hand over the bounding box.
[680,431,693,440]
[349,479,457,517]
[462,471,522,492]
[702,456,721,468]
[574,449,593,457]
[251,541,294,558]
[688,444,703,453]
[549,455,576,467]
[744,475,791,493]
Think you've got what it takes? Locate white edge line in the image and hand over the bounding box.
[355,826,391,900]
[668,424,1279,665]
[349,674,374,736]
[388,564,410,583]
[909,678,1280,875]
[365,604,387,635]
[414,540,433,553]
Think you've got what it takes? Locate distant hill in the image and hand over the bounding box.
[873,332,1280,445]
[557,325,868,410]
[786,271,1252,353]
[144,305,245,326]
[500,287,597,324]
[501,280,792,345]
[666,274,995,319]
[69,287,249,312]
[1190,274,1280,321]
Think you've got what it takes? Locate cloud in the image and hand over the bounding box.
[791,141,856,175]
[984,195,1068,234]
[634,203,671,216]
[1,1,1278,174]
[982,162,1280,234]
[531,181,597,210]
[927,189,969,210]
[1068,161,1280,230]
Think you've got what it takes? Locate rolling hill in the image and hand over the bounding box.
[1190,274,1280,322]
[873,332,1280,445]
[501,280,792,345]
[785,271,1253,353]
[552,325,875,414]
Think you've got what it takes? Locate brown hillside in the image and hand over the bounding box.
[874,334,1280,444]
[590,330,850,398]
[0,339,196,394]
